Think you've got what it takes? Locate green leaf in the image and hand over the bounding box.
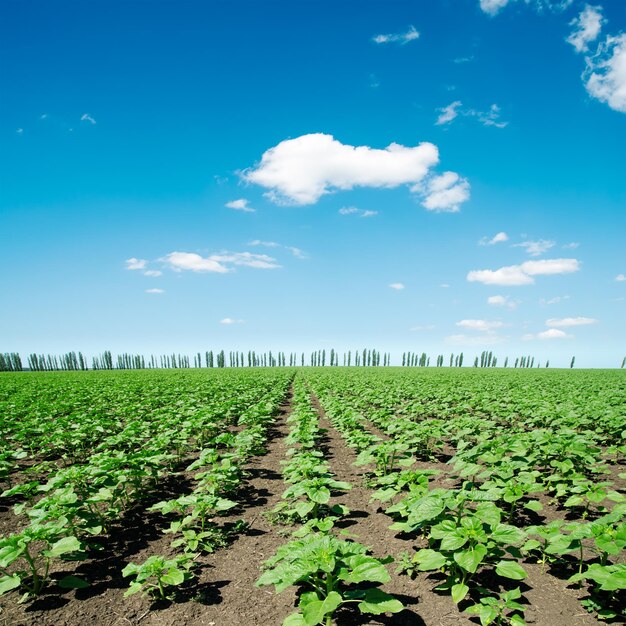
[0,574,21,595]
[524,500,543,512]
[58,575,89,589]
[0,545,23,568]
[357,588,404,615]
[440,532,468,551]
[451,583,469,604]
[479,604,499,626]
[414,549,447,571]
[495,560,528,580]
[161,568,185,586]
[342,557,390,584]
[282,614,307,626]
[510,614,526,626]
[454,544,487,573]
[407,496,445,525]
[491,524,525,545]
[301,591,342,624]
[45,536,82,558]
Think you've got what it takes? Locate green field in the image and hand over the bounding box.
[0,368,624,625]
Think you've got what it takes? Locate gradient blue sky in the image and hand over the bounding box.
[1,0,625,367]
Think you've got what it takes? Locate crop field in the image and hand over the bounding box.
[0,368,624,626]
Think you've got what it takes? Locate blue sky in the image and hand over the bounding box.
[1,0,625,367]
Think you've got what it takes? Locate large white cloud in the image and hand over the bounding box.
[546,316,598,327]
[467,258,580,286]
[567,5,604,53]
[162,251,281,273]
[243,133,442,206]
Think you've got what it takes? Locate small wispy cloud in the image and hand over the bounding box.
[338,206,378,218]
[615,274,626,282]
[145,288,164,294]
[456,319,505,332]
[540,295,570,305]
[16,128,24,134]
[436,101,462,125]
[513,239,555,256]
[220,317,244,325]
[80,113,96,125]
[226,199,255,213]
[453,56,475,64]
[487,295,518,309]
[563,242,580,249]
[249,240,308,259]
[389,283,405,290]
[546,316,598,327]
[523,328,572,340]
[162,251,281,273]
[144,270,162,277]
[436,101,508,128]
[126,258,147,270]
[372,25,419,45]
[480,231,509,246]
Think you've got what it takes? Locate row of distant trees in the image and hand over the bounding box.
[1,350,625,372]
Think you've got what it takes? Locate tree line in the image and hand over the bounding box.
[1,350,624,372]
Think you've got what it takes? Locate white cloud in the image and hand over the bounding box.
[468,258,580,286]
[249,240,308,259]
[616,273,626,282]
[226,198,255,213]
[242,133,440,206]
[417,171,470,213]
[389,283,405,290]
[220,318,244,325]
[440,283,450,288]
[338,206,378,217]
[480,0,573,16]
[126,258,147,270]
[583,33,626,113]
[445,333,504,346]
[567,5,604,53]
[513,239,555,256]
[456,319,505,332]
[480,231,509,245]
[546,316,598,327]
[80,113,96,125]
[162,251,280,273]
[372,25,419,45]
[16,128,24,134]
[436,101,462,125]
[454,56,475,64]
[480,0,511,16]
[144,270,162,277]
[145,288,164,294]
[535,328,572,340]
[540,295,570,305]
[487,295,518,309]
[436,102,507,128]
